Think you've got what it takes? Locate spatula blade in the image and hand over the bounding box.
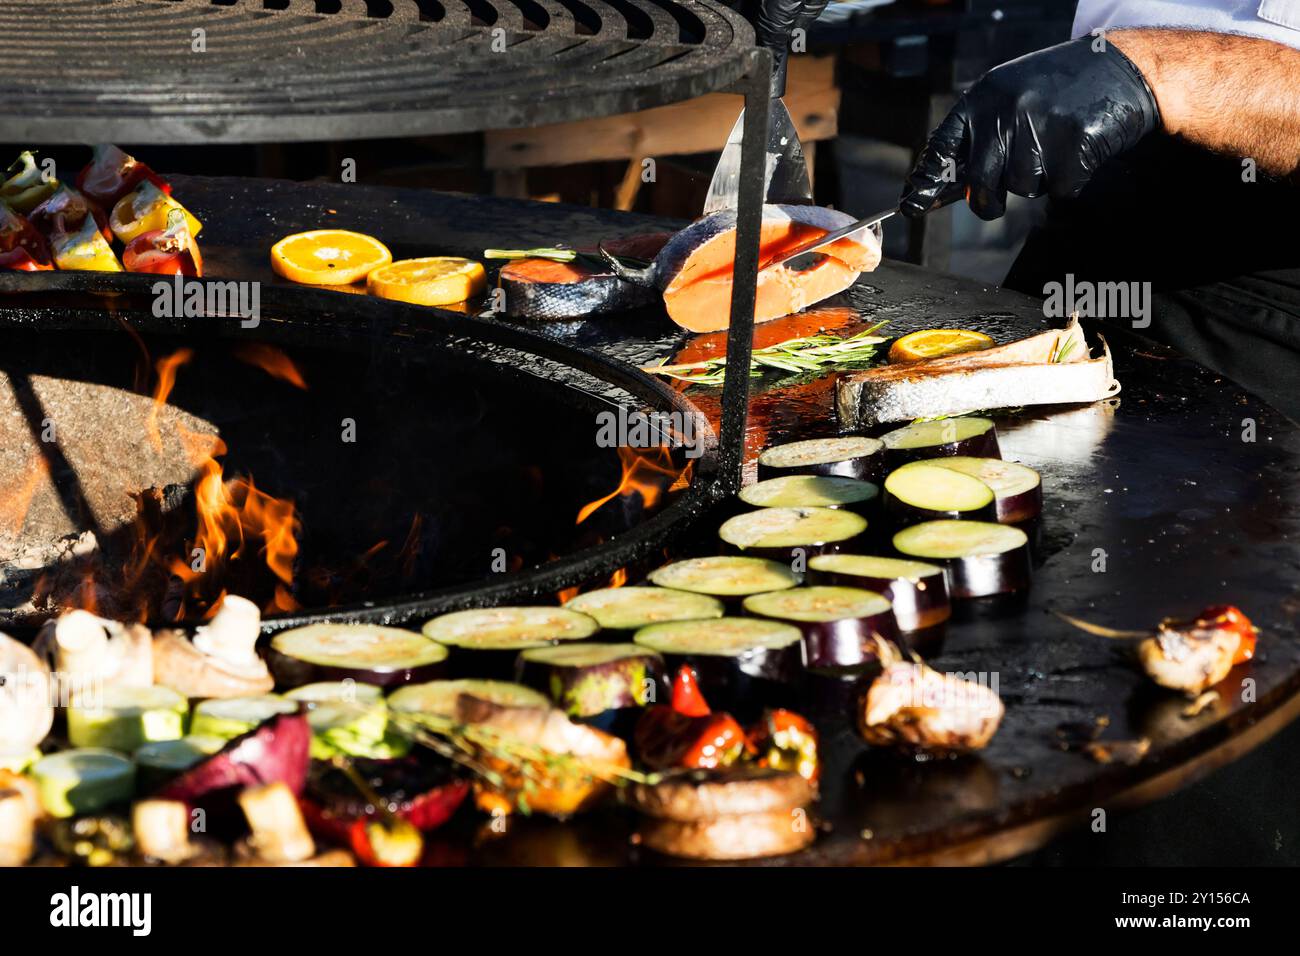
[703,99,812,216]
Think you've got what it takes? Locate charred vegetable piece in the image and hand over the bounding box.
[1139,605,1258,695]
[0,151,56,212]
[157,713,311,817]
[894,456,1042,524]
[28,184,111,243]
[739,474,879,513]
[109,180,202,244]
[757,436,884,481]
[633,665,753,770]
[76,144,171,207]
[0,203,51,271]
[47,814,135,867]
[516,643,663,720]
[880,417,1000,464]
[350,816,424,868]
[647,556,800,600]
[302,756,469,842]
[806,554,951,633]
[743,586,896,669]
[883,463,997,524]
[564,586,723,631]
[718,506,867,561]
[122,206,203,276]
[893,520,1031,599]
[748,709,820,784]
[269,623,449,689]
[48,212,121,272]
[32,749,136,818]
[627,766,816,860]
[859,647,1004,754]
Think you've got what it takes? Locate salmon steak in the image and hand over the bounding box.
[603,205,882,333]
[497,233,670,321]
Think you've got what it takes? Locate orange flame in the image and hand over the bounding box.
[0,454,47,537]
[575,446,680,525]
[233,343,309,390]
[147,348,193,451]
[609,567,628,587]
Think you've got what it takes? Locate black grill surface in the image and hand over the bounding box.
[2,0,757,142]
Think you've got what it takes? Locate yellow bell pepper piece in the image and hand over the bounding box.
[53,215,122,272]
[110,181,202,244]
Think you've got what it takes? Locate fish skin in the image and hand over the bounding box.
[500,267,655,320]
[837,320,1120,427]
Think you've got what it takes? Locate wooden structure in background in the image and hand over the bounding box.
[485,56,840,209]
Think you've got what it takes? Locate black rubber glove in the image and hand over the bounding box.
[900,37,1161,221]
[753,0,830,97]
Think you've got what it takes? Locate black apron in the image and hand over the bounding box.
[1004,136,1300,420]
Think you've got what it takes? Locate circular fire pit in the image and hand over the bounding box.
[0,273,717,630]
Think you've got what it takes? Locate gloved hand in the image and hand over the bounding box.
[752,0,830,97]
[900,37,1161,221]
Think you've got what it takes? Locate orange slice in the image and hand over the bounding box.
[888,328,995,364]
[366,257,486,306]
[271,229,392,286]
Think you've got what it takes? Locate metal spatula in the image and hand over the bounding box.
[703,99,813,215]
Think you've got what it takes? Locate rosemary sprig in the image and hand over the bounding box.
[483,247,651,270]
[643,322,888,387]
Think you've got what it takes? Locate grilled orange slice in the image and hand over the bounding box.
[888,328,994,364]
[366,257,486,306]
[271,229,392,286]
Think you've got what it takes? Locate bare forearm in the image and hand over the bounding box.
[1110,29,1300,176]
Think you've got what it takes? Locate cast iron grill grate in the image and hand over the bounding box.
[0,0,756,142]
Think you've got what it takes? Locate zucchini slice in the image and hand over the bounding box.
[883,464,997,523]
[565,586,723,631]
[807,554,951,632]
[738,474,879,512]
[743,586,896,669]
[284,682,403,760]
[517,643,664,718]
[718,506,867,559]
[269,623,449,689]
[66,685,188,753]
[880,417,1000,464]
[647,556,799,599]
[757,436,884,481]
[893,520,1031,598]
[32,749,136,818]
[897,456,1042,524]
[387,679,549,717]
[633,618,804,657]
[190,695,298,740]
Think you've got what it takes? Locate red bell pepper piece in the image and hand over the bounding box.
[122,207,203,276]
[634,665,753,770]
[28,185,112,244]
[347,816,424,867]
[76,144,171,208]
[0,204,52,271]
[670,663,711,716]
[1193,605,1257,665]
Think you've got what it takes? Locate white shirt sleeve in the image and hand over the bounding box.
[1073,0,1300,49]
